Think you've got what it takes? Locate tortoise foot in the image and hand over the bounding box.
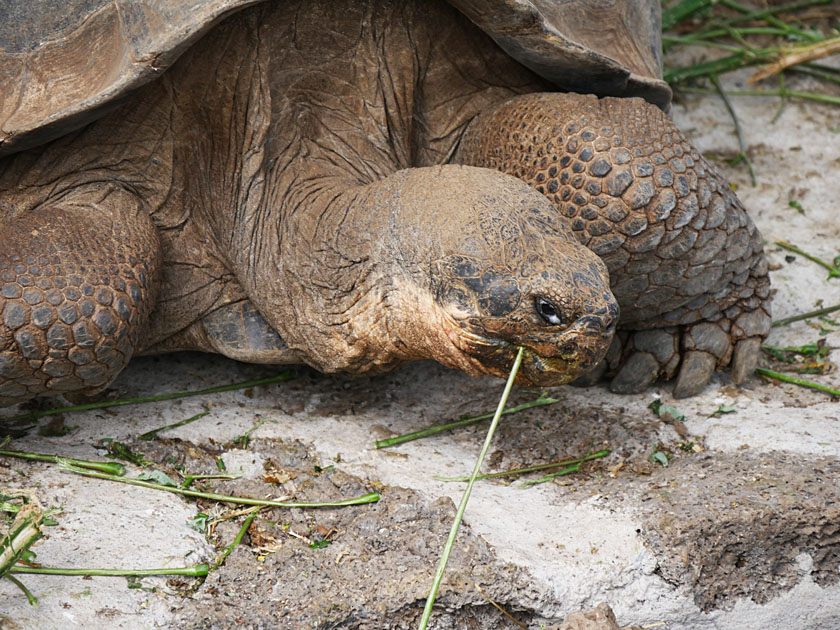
[605,302,770,397]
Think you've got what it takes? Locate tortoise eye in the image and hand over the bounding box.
[535,297,563,326]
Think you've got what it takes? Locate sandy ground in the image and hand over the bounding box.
[2,57,840,630]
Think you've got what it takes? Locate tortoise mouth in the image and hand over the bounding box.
[454,318,615,386]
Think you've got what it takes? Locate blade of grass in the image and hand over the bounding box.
[9,564,210,577]
[0,449,126,476]
[771,303,840,327]
[717,0,823,41]
[211,510,258,570]
[674,86,840,105]
[57,462,380,508]
[775,241,840,278]
[1,371,296,424]
[418,346,524,630]
[138,410,210,441]
[5,574,38,606]
[519,463,582,486]
[664,48,778,84]
[755,367,840,397]
[375,393,559,449]
[661,0,715,31]
[434,449,610,482]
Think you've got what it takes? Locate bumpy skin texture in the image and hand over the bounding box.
[0,0,769,406]
[454,93,770,396]
[0,186,160,407]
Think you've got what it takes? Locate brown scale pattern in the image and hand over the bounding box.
[455,93,771,394]
[0,188,160,406]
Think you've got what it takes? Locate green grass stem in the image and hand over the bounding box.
[674,86,840,105]
[0,449,126,476]
[138,410,210,441]
[771,304,840,327]
[434,449,610,482]
[9,564,210,577]
[58,462,379,508]
[375,393,559,449]
[775,241,840,278]
[1,372,296,424]
[756,367,840,397]
[212,510,258,570]
[5,574,38,606]
[418,347,524,630]
[661,0,715,30]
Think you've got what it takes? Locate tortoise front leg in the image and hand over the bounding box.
[454,92,770,397]
[0,185,160,406]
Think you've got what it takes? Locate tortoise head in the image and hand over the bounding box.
[389,166,618,385]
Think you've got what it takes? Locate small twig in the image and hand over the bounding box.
[711,75,756,186]
[775,241,840,279]
[418,347,524,630]
[58,462,380,508]
[750,36,840,83]
[771,304,840,327]
[756,367,840,397]
[0,449,125,476]
[1,372,296,424]
[475,583,528,630]
[138,410,210,441]
[375,393,559,449]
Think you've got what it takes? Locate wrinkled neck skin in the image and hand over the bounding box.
[263,169,473,376]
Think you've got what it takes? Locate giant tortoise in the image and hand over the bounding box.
[0,0,770,408]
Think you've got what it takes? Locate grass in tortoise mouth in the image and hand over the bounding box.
[418,346,525,630]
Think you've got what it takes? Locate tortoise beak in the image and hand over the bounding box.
[459,310,618,386]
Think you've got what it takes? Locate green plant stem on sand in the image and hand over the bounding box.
[5,574,37,606]
[375,393,559,449]
[418,347,524,630]
[755,367,840,397]
[138,410,210,441]
[674,85,840,106]
[1,372,296,424]
[58,462,379,508]
[0,449,126,476]
[212,510,258,570]
[9,564,210,577]
[434,449,610,483]
[771,304,840,327]
[775,241,840,278]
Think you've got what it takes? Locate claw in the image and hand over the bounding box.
[672,350,716,398]
[731,337,761,384]
[609,352,659,394]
